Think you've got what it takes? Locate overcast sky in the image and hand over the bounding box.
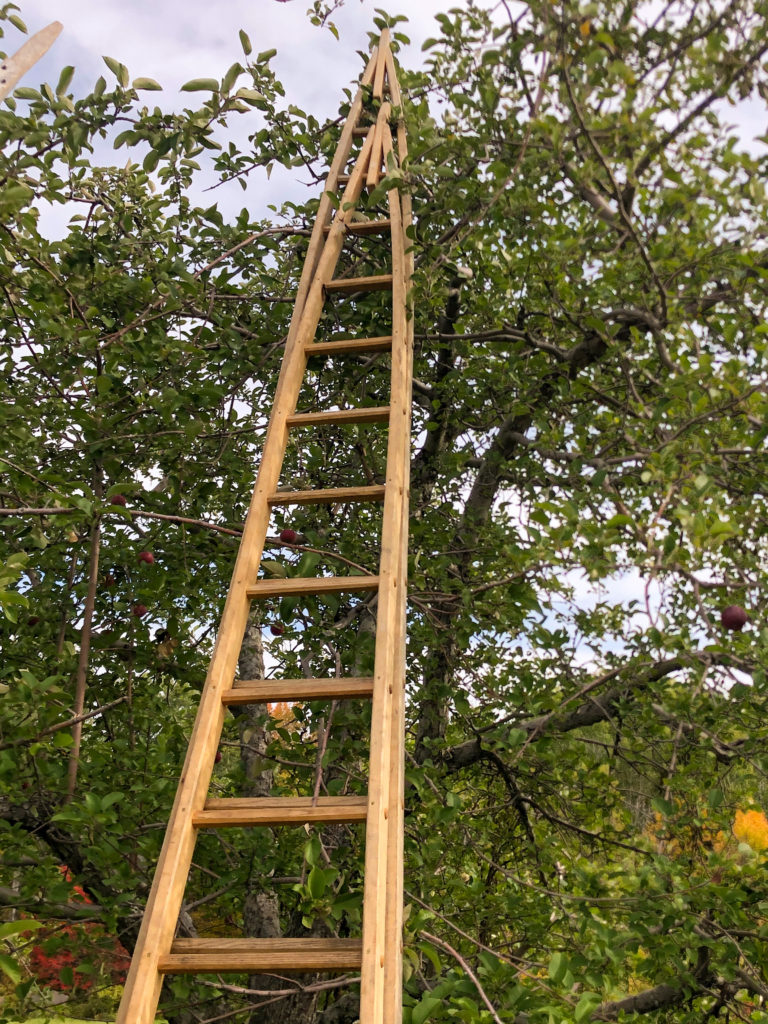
[5,0,458,227]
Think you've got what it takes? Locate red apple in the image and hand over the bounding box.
[132,604,148,618]
[279,528,300,544]
[110,494,127,507]
[137,551,155,565]
[721,605,749,631]
[104,574,116,587]
[27,616,39,626]
[270,623,284,636]
[214,751,222,764]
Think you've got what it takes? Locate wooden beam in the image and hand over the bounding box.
[269,484,386,505]
[194,796,368,826]
[161,937,363,973]
[325,274,393,295]
[287,406,390,428]
[0,22,62,102]
[222,678,374,704]
[247,575,379,599]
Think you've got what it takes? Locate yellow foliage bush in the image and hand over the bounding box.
[733,808,768,851]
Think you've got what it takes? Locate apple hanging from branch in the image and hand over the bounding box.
[721,605,749,631]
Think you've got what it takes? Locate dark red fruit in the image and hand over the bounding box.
[27,616,39,626]
[137,551,155,565]
[214,751,222,764]
[110,494,127,507]
[132,604,148,618]
[104,574,116,587]
[270,623,284,636]
[279,528,299,544]
[721,605,749,631]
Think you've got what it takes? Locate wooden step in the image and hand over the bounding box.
[325,274,392,295]
[306,336,392,357]
[352,125,370,137]
[223,677,375,705]
[323,218,391,236]
[287,406,390,428]
[160,937,363,974]
[193,796,368,827]
[269,484,385,506]
[248,575,380,598]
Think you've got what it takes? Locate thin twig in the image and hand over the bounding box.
[420,930,505,1024]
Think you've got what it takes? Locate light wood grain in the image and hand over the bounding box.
[323,218,392,236]
[269,483,386,504]
[287,406,390,428]
[117,32,412,1024]
[116,40,381,1024]
[0,22,62,101]
[247,575,379,598]
[160,937,362,973]
[222,678,374,703]
[359,39,412,1024]
[325,274,393,295]
[306,337,392,357]
[194,796,368,826]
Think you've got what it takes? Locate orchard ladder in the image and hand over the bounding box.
[116,30,413,1024]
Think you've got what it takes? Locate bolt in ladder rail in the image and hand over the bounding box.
[116,30,413,1024]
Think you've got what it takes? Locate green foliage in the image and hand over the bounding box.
[1,0,768,1022]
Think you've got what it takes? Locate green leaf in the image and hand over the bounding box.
[180,78,219,92]
[257,48,277,63]
[0,953,20,985]
[261,560,287,578]
[307,865,326,899]
[56,65,75,95]
[412,995,442,1024]
[0,919,43,941]
[132,77,162,91]
[304,836,322,867]
[548,951,568,983]
[574,992,600,1021]
[239,29,252,55]
[103,55,129,87]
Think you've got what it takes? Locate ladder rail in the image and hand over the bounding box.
[359,66,413,1021]
[116,48,382,1024]
[117,31,411,1024]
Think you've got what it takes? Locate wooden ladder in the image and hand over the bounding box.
[116,30,412,1024]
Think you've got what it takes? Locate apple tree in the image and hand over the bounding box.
[1,1,768,1022]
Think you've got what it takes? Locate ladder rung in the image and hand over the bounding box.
[307,336,392,357]
[352,125,370,137]
[223,678,375,704]
[325,274,393,294]
[248,575,380,598]
[287,406,390,427]
[323,218,392,236]
[160,937,363,973]
[193,796,368,827]
[268,484,386,506]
